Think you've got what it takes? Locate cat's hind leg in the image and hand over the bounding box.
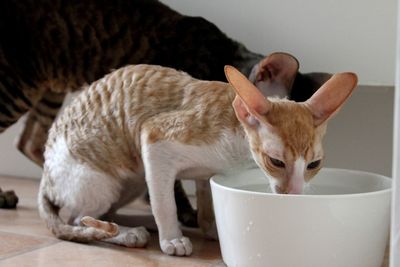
[17,90,66,166]
[43,135,149,245]
[0,65,40,134]
[196,180,218,240]
[175,181,198,228]
[0,65,46,209]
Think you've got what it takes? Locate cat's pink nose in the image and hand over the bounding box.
[287,182,303,194]
[288,187,303,194]
[288,176,304,194]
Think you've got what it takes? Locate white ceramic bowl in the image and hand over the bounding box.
[210,168,392,267]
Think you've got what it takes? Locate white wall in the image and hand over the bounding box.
[390,1,400,264]
[0,118,42,178]
[162,0,397,86]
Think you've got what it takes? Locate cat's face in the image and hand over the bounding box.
[225,65,358,194]
[238,99,326,193]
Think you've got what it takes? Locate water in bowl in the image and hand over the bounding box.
[236,183,359,195]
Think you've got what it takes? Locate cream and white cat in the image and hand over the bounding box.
[38,64,357,256]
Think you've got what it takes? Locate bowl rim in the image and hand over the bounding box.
[210,167,392,199]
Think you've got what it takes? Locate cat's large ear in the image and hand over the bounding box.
[225,65,271,127]
[305,72,358,126]
[249,52,299,97]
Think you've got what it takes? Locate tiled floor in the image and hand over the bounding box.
[0,175,390,267]
[0,176,223,267]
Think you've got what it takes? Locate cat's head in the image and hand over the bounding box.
[225,65,358,194]
[249,52,333,102]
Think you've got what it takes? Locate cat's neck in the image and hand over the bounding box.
[223,128,255,170]
[176,128,255,179]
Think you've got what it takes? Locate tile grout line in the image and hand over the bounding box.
[0,229,57,241]
[0,239,61,261]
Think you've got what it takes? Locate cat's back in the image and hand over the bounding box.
[0,0,240,88]
[0,0,181,87]
[48,64,195,138]
[52,64,231,134]
[46,64,235,176]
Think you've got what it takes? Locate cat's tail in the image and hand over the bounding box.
[38,188,119,242]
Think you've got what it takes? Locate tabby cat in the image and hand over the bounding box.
[0,0,329,164]
[0,0,329,223]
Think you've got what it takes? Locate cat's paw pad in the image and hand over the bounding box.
[122,227,150,248]
[160,236,192,256]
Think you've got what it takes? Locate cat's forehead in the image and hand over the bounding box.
[266,100,313,124]
[261,101,318,158]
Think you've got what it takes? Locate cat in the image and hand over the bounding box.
[38,64,357,256]
[0,0,330,227]
[1,0,328,166]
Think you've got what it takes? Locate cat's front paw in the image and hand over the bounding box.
[160,236,192,256]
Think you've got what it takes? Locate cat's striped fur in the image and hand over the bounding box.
[38,64,357,256]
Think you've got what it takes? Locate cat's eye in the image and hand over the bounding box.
[307,160,321,170]
[269,157,285,168]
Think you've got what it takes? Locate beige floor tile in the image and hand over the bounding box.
[0,209,55,238]
[0,237,219,267]
[0,176,41,234]
[0,231,57,260]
